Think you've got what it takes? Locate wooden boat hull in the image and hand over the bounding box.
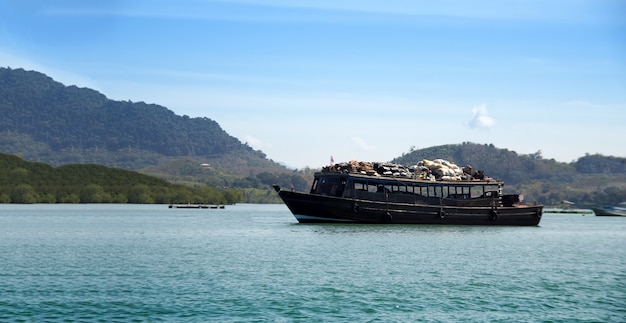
[276,189,542,226]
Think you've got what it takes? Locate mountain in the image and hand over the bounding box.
[1,67,624,206]
[1,67,260,167]
[0,67,309,197]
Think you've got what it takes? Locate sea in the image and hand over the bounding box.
[1,204,624,323]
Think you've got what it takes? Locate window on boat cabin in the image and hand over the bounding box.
[470,186,484,198]
[362,181,412,194]
[353,182,367,191]
[447,186,471,199]
[336,179,347,197]
[362,181,390,193]
[479,185,501,198]
[348,181,384,193]
[362,182,399,194]
[392,183,409,193]
[416,185,434,196]
[313,177,343,195]
[376,184,389,193]
[310,179,318,193]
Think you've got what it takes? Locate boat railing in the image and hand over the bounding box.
[441,197,497,207]
[344,188,500,207]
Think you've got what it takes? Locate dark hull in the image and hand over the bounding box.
[168,204,225,209]
[277,190,542,226]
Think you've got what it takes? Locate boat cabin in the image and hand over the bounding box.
[310,172,520,207]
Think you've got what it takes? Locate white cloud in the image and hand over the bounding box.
[468,104,496,129]
[351,136,376,151]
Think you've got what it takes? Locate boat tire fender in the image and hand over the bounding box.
[381,212,392,224]
[439,209,447,219]
[353,202,359,213]
[490,209,499,221]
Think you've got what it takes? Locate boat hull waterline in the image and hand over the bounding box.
[275,187,542,226]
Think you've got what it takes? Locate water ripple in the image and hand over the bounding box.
[0,206,624,322]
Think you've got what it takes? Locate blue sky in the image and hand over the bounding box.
[1,0,625,169]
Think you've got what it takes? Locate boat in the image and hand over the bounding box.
[168,204,225,209]
[592,203,626,216]
[542,200,593,215]
[273,160,543,226]
[542,208,594,215]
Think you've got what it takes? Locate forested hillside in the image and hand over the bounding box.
[394,143,575,184]
[0,67,244,157]
[0,153,241,204]
[0,67,309,201]
[1,67,624,206]
[393,142,626,207]
[0,67,285,174]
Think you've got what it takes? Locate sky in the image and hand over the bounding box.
[1,0,625,169]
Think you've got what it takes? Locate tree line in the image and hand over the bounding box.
[0,153,242,204]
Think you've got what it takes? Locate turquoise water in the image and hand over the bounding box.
[1,204,624,322]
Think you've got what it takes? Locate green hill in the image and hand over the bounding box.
[0,67,265,169]
[0,67,309,201]
[0,153,241,204]
[393,142,626,207]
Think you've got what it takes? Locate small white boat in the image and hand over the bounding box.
[593,203,626,216]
